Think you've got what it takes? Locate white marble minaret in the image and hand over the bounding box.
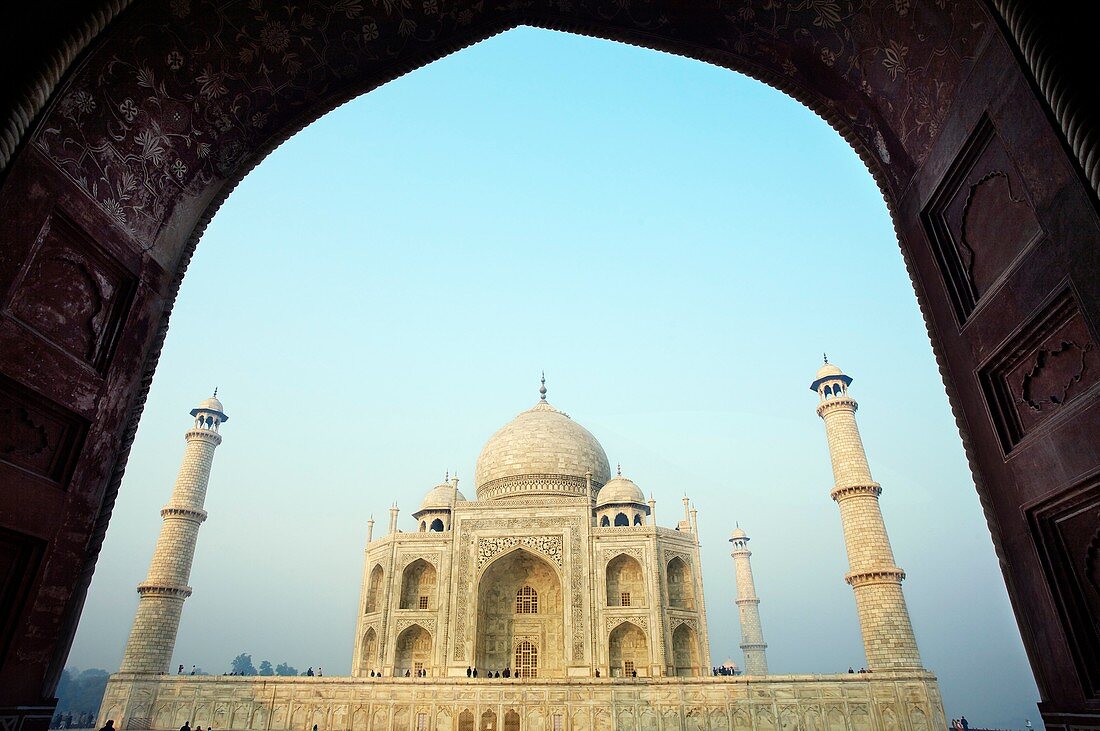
[811,359,921,670]
[119,393,227,674]
[729,526,769,675]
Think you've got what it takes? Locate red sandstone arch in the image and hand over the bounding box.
[0,2,1097,728]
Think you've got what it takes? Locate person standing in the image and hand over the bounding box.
[98,721,115,731]
[466,667,472,677]
[180,721,192,731]
[961,717,968,730]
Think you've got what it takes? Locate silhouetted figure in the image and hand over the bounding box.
[503,668,510,678]
[191,665,196,675]
[307,667,314,677]
[848,667,854,673]
[318,667,323,677]
[473,668,478,678]
[178,665,184,675]
[404,669,411,677]
[180,721,192,731]
[631,670,637,677]
[595,669,600,678]
[960,718,968,731]
[98,721,115,731]
[467,667,472,677]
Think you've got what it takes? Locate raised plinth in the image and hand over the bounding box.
[98,671,946,731]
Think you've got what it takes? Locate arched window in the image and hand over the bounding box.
[430,518,445,532]
[667,557,695,609]
[600,515,610,527]
[420,521,427,532]
[400,559,437,610]
[514,641,538,678]
[824,385,833,398]
[633,514,643,526]
[614,512,629,527]
[366,564,384,613]
[515,585,538,614]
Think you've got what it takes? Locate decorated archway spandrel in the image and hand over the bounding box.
[33,0,990,256]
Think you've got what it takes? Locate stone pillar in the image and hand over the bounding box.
[119,394,227,674]
[729,528,768,675]
[811,361,921,670]
[366,516,375,543]
[388,504,399,535]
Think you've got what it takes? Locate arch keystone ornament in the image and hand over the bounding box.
[1,1,1099,728]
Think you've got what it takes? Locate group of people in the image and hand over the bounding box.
[305,667,322,676]
[847,667,871,674]
[951,717,970,731]
[711,666,739,676]
[51,711,96,728]
[176,665,197,675]
[175,721,212,731]
[465,666,514,678]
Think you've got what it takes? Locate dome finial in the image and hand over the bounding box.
[823,353,828,364]
[617,463,622,476]
[213,386,218,397]
[445,470,449,483]
[539,371,547,401]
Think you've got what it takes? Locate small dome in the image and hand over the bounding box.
[731,527,747,540]
[475,398,611,501]
[190,394,227,421]
[198,396,224,412]
[810,360,852,392]
[596,475,645,507]
[418,482,466,512]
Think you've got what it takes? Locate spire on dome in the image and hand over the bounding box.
[617,463,622,476]
[539,371,547,401]
[823,353,828,364]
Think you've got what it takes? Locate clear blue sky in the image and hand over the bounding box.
[68,27,1040,729]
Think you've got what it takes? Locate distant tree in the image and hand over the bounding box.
[258,660,274,676]
[275,663,298,677]
[231,653,257,676]
[55,668,110,717]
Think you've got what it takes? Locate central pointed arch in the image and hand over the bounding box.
[475,547,564,677]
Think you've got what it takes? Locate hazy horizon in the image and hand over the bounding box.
[67,26,1040,729]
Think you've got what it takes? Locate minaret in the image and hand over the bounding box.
[119,393,227,673]
[811,358,921,670]
[389,503,399,534]
[729,527,768,675]
[366,516,375,543]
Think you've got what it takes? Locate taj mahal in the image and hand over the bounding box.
[98,363,947,731]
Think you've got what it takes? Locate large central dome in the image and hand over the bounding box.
[475,395,611,502]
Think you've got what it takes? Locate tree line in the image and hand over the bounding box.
[230,653,302,676]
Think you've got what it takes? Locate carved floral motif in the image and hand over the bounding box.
[477,535,562,570]
[33,0,986,247]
